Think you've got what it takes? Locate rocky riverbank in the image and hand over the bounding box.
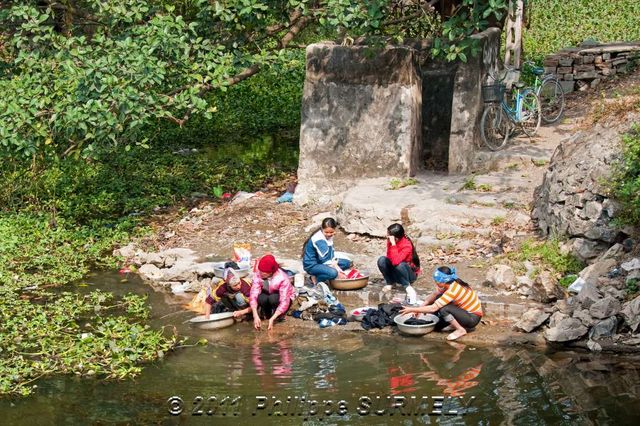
[115,68,640,353]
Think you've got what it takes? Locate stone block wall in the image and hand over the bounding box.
[543,42,640,92]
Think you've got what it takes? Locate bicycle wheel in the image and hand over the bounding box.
[480,103,510,151]
[538,77,565,124]
[519,89,541,137]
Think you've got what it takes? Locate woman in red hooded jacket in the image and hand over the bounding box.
[377,223,421,304]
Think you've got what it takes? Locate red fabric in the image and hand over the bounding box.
[257,254,279,274]
[386,237,414,266]
[346,268,364,279]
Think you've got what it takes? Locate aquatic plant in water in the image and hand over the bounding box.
[0,288,176,396]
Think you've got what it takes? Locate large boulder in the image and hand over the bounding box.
[621,258,640,273]
[549,311,568,328]
[545,317,588,342]
[484,264,517,290]
[573,309,598,327]
[621,295,640,332]
[575,278,602,309]
[589,296,621,319]
[527,271,564,303]
[138,263,163,281]
[514,309,550,333]
[588,317,618,340]
[160,260,199,282]
[580,258,617,284]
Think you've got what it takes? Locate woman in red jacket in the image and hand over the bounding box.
[377,223,421,304]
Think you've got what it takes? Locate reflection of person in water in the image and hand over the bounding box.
[251,338,293,392]
[388,364,417,395]
[415,342,483,397]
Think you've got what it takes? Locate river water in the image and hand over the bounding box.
[2,272,639,425]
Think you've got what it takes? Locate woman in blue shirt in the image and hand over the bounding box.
[302,217,352,284]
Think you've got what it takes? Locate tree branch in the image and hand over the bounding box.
[168,11,311,127]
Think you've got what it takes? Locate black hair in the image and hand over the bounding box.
[301,217,338,259]
[437,266,470,288]
[387,223,420,269]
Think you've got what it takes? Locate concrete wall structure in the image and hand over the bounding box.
[448,28,501,173]
[295,28,501,204]
[295,44,422,204]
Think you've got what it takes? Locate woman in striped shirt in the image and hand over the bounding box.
[400,266,483,341]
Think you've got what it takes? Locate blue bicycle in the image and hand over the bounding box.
[480,72,542,151]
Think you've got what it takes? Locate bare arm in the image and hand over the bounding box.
[422,291,439,306]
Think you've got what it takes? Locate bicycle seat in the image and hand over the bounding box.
[532,66,544,76]
[515,81,526,89]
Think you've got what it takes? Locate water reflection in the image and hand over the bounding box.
[415,343,483,397]
[251,338,293,390]
[2,271,637,424]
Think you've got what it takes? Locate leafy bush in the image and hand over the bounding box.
[559,274,578,288]
[1,133,298,224]
[612,125,640,225]
[524,0,640,61]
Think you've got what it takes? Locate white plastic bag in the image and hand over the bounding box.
[568,277,585,294]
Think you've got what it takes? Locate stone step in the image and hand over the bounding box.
[472,129,559,173]
[338,174,519,239]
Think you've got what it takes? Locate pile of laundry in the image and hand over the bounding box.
[361,303,404,330]
[289,282,348,328]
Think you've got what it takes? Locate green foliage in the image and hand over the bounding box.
[0,288,175,396]
[0,1,509,156]
[0,122,297,397]
[512,237,584,276]
[626,278,639,296]
[0,213,139,288]
[432,0,508,62]
[559,274,578,288]
[477,183,492,192]
[388,177,418,190]
[460,175,477,190]
[525,0,640,61]
[161,60,305,142]
[491,215,505,225]
[612,125,640,225]
[1,134,298,224]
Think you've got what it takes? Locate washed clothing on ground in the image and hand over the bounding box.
[361,303,403,330]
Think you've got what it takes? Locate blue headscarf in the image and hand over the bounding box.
[433,267,457,284]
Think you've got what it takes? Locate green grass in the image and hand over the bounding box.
[491,216,506,226]
[559,274,578,288]
[388,177,419,190]
[612,126,640,225]
[511,237,584,276]
[460,175,477,191]
[477,183,493,192]
[525,0,640,62]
